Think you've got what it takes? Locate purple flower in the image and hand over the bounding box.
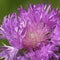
[51,20,60,45]
[0,4,60,60]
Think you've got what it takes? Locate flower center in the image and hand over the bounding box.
[23,22,49,48]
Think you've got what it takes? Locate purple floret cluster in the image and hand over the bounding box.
[0,4,60,60]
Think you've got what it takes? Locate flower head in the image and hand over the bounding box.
[0,4,60,60]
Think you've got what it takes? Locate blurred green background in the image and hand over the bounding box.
[0,0,60,46]
[0,0,60,20]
